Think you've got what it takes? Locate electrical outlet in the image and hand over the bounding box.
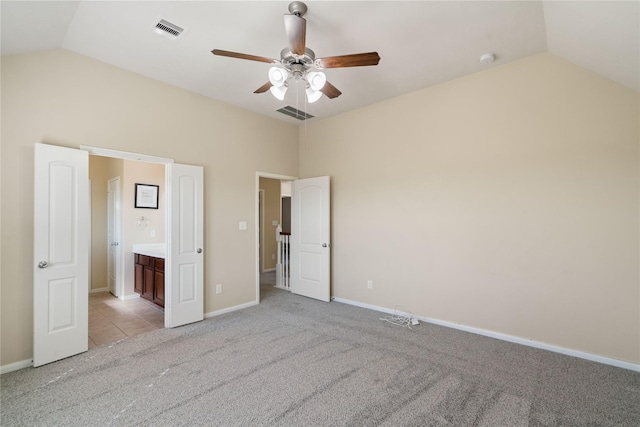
[216,284,222,294]
[272,254,275,260]
[367,280,373,289]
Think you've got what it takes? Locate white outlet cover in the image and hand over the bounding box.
[239,221,247,230]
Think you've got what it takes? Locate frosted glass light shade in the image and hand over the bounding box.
[268,67,288,87]
[306,88,322,103]
[270,85,287,100]
[306,71,326,91]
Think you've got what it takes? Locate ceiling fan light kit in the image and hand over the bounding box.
[269,85,288,101]
[268,67,289,87]
[212,1,380,106]
[305,87,323,103]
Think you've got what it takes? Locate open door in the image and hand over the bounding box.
[166,163,204,327]
[33,143,89,367]
[290,176,330,302]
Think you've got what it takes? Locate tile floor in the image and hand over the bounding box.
[88,292,164,349]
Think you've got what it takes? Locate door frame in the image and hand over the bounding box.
[107,176,123,297]
[81,145,174,322]
[255,172,297,303]
[258,189,265,273]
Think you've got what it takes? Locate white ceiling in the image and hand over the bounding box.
[1,1,638,125]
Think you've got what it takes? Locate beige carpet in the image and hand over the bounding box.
[2,279,639,426]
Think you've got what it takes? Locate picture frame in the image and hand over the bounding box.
[135,183,159,209]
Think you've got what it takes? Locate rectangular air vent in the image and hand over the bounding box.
[277,106,314,121]
[153,19,185,40]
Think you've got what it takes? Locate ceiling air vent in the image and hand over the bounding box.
[277,106,314,121]
[153,19,185,40]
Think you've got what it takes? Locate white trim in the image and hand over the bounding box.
[121,293,141,301]
[1,359,33,375]
[332,297,640,373]
[90,287,108,293]
[255,172,297,304]
[107,176,123,298]
[80,145,174,164]
[263,268,276,273]
[259,189,265,273]
[204,301,257,318]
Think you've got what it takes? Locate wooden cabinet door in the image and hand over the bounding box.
[154,270,165,308]
[142,265,154,301]
[134,262,143,294]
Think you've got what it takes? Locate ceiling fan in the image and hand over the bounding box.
[212,1,380,103]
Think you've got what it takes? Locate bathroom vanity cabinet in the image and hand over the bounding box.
[134,253,165,308]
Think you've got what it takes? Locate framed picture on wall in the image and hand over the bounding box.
[135,183,159,209]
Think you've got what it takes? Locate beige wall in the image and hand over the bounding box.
[1,49,298,366]
[123,160,165,295]
[2,49,637,368]
[259,178,282,271]
[300,53,640,363]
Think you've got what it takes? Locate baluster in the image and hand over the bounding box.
[284,234,290,289]
[276,226,282,287]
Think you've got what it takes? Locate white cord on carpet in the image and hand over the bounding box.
[379,305,422,330]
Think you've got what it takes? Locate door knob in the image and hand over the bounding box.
[38,261,49,269]
[322,243,328,248]
[197,248,203,253]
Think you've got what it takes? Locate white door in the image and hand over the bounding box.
[33,143,89,367]
[166,163,204,327]
[290,176,330,302]
[107,177,121,297]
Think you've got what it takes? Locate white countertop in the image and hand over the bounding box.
[132,243,166,259]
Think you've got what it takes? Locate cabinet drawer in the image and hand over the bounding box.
[155,258,165,272]
[138,255,151,266]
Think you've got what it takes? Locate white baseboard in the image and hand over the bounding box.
[262,268,276,273]
[121,293,140,301]
[90,287,108,293]
[331,297,640,373]
[1,359,33,375]
[204,301,258,319]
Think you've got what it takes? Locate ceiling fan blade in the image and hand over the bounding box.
[320,81,342,99]
[211,49,277,64]
[315,52,380,69]
[284,14,306,56]
[254,81,273,94]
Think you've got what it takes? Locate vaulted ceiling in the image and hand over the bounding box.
[2,1,638,125]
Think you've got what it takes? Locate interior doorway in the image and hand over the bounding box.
[255,172,296,303]
[88,155,167,348]
[34,143,204,366]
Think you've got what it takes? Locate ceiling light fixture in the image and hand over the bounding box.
[305,88,323,103]
[268,67,289,87]
[306,71,326,91]
[266,67,326,103]
[269,85,288,101]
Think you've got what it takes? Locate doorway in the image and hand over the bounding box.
[255,173,296,303]
[34,143,205,366]
[89,156,167,348]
